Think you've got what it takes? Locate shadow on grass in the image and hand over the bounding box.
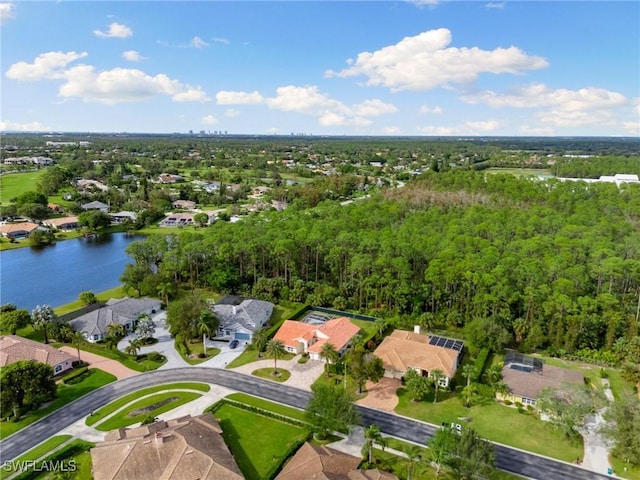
[218,418,261,480]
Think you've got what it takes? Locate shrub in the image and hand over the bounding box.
[141,414,158,425]
[146,352,163,362]
[517,406,525,414]
[515,401,523,409]
[503,399,512,406]
[599,368,609,379]
[473,348,490,383]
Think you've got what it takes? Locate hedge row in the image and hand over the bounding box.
[11,440,94,480]
[264,438,307,480]
[473,348,490,383]
[264,304,311,339]
[62,367,90,384]
[207,398,309,429]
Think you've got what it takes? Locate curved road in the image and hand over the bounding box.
[0,368,612,480]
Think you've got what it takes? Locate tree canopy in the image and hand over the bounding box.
[305,383,360,440]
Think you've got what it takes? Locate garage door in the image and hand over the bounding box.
[235,332,250,340]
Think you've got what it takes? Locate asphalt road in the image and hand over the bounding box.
[0,368,614,480]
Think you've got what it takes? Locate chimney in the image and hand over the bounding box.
[414,325,420,334]
[155,432,164,445]
[232,305,237,315]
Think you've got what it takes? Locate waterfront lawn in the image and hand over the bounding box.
[224,393,307,423]
[0,171,45,206]
[96,391,202,431]
[395,388,582,463]
[86,382,210,426]
[54,286,128,316]
[0,369,116,439]
[252,367,291,382]
[214,404,309,480]
[0,435,72,479]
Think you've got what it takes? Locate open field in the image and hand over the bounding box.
[0,171,45,205]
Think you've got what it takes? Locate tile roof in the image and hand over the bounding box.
[502,357,584,400]
[373,330,459,378]
[92,413,243,480]
[0,222,39,235]
[274,317,360,353]
[213,299,274,334]
[0,335,74,368]
[43,216,78,228]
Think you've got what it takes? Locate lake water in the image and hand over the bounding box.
[0,233,144,311]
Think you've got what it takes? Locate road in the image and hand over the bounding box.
[0,368,612,480]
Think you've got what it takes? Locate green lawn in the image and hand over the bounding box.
[53,286,128,315]
[72,342,166,372]
[86,382,210,426]
[214,404,310,480]
[0,369,116,439]
[395,388,583,463]
[0,435,72,479]
[177,339,221,365]
[610,455,640,480]
[0,171,45,205]
[225,393,308,422]
[226,349,295,369]
[28,440,94,480]
[252,367,291,382]
[95,391,202,431]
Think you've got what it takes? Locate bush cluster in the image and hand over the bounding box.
[62,367,91,384]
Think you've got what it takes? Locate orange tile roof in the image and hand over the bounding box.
[0,335,75,368]
[0,222,39,235]
[274,317,360,353]
[273,320,316,349]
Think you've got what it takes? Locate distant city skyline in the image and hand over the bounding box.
[1,1,638,137]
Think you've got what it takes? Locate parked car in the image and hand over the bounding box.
[229,339,239,349]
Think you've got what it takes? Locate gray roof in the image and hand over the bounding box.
[213,299,273,333]
[71,297,160,338]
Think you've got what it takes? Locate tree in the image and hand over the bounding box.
[0,309,30,334]
[197,313,213,356]
[120,263,149,297]
[193,212,209,228]
[166,292,209,341]
[346,347,385,394]
[363,424,381,464]
[157,281,176,306]
[482,363,503,387]
[78,210,112,232]
[135,314,156,342]
[107,323,126,339]
[305,383,360,440]
[430,369,445,404]
[403,445,423,480]
[601,393,640,466]
[251,328,269,358]
[462,364,476,387]
[15,191,47,208]
[105,335,119,350]
[125,339,141,357]
[405,368,431,402]
[0,360,57,418]
[31,305,56,344]
[320,342,339,377]
[429,426,457,477]
[78,291,98,306]
[461,384,478,408]
[29,229,55,246]
[444,427,496,480]
[69,329,84,363]
[266,338,286,375]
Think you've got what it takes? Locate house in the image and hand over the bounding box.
[274,317,360,361]
[498,351,584,407]
[373,328,463,388]
[172,199,197,210]
[70,297,161,342]
[47,203,63,213]
[91,413,243,480]
[276,442,398,480]
[0,222,40,240]
[43,216,78,231]
[81,201,109,213]
[156,173,184,184]
[213,297,274,342]
[158,212,198,227]
[76,179,109,192]
[110,211,138,224]
[0,335,75,375]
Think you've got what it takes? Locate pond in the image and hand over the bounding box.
[0,233,144,311]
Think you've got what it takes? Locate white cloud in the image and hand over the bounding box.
[485,2,505,9]
[465,120,500,132]
[0,2,15,25]
[6,51,88,81]
[326,28,548,92]
[622,121,640,135]
[461,83,627,111]
[212,37,230,45]
[383,126,401,134]
[201,114,218,125]
[519,125,555,136]
[216,90,265,105]
[352,99,398,117]
[536,109,615,128]
[122,50,144,62]
[0,120,50,131]
[417,125,456,135]
[419,104,443,114]
[224,108,240,117]
[408,0,440,7]
[93,22,133,39]
[189,36,209,48]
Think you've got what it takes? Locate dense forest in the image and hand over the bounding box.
[122,170,640,364]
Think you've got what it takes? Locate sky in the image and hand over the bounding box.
[1,1,639,137]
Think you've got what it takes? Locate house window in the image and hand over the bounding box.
[522,397,536,406]
[54,365,63,374]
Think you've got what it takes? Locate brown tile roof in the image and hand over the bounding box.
[502,361,584,400]
[91,413,243,480]
[0,222,39,235]
[274,317,360,353]
[373,330,459,378]
[0,335,75,368]
[43,216,78,228]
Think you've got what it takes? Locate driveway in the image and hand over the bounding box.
[356,377,401,412]
[229,355,324,390]
[59,346,137,380]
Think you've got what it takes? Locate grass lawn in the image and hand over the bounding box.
[610,456,640,480]
[395,388,583,463]
[486,168,552,177]
[96,391,202,431]
[87,382,210,426]
[71,341,166,372]
[214,404,309,480]
[177,339,221,365]
[0,369,116,439]
[226,349,295,369]
[28,440,94,480]
[0,171,45,205]
[252,367,291,382]
[312,370,361,397]
[224,393,307,422]
[0,435,72,479]
[53,286,128,315]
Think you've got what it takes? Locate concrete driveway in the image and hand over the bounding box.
[228,355,324,390]
[356,377,401,412]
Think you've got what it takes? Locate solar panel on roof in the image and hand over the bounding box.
[429,335,463,352]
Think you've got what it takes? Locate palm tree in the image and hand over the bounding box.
[404,445,423,480]
[513,317,528,344]
[462,363,476,387]
[319,343,339,377]
[197,315,212,357]
[105,335,119,350]
[364,424,382,464]
[462,383,478,408]
[125,339,141,358]
[374,318,387,340]
[157,282,176,306]
[431,369,445,404]
[107,323,126,339]
[483,364,503,387]
[266,339,286,375]
[31,305,56,344]
[251,329,269,358]
[70,330,84,363]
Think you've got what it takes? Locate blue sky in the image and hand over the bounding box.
[1,1,639,136]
